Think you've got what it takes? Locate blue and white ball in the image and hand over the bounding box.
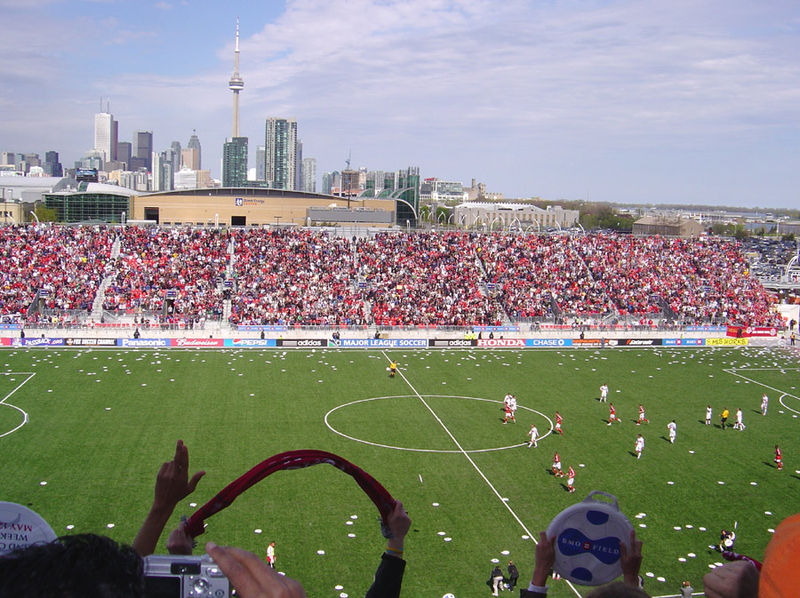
[546,498,633,585]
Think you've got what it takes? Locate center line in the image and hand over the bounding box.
[384,352,582,597]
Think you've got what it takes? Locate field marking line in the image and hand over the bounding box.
[0,372,36,438]
[324,395,553,453]
[723,369,800,402]
[382,352,583,598]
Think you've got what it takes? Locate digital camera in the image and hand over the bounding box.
[144,554,230,598]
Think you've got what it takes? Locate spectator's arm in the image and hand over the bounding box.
[206,542,307,598]
[620,530,643,587]
[132,439,205,557]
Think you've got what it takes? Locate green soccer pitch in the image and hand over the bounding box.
[1,345,799,597]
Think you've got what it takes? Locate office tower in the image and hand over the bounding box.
[181,148,200,171]
[264,117,297,190]
[94,109,118,163]
[0,152,14,166]
[187,130,202,170]
[301,157,316,192]
[170,141,182,172]
[228,19,244,138]
[117,142,132,167]
[256,146,266,181]
[45,151,63,177]
[132,131,153,171]
[222,137,248,187]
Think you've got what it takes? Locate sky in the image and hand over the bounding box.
[1,0,799,210]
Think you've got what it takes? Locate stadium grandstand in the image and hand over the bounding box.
[0,224,792,332]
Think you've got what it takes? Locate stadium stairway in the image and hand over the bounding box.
[89,236,122,320]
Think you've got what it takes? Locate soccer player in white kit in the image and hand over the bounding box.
[761,394,768,416]
[600,384,609,402]
[635,434,645,459]
[667,420,677,443]
[705,405,713,426]
[734,408,745,431]
[527,424,539,448]
[509,395,518,421]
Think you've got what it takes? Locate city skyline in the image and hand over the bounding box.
[1,1,799,209]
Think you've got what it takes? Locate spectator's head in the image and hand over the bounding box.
[0,533,144,598]
[586,581,649,597]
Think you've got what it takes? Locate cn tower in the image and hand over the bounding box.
[228,18,244,138]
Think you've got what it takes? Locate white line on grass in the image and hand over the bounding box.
[724,369,800,407]
[382,352,582,598]
[324,395,553,453]
[0,372,36,438]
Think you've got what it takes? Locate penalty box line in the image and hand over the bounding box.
[0,372,36,439]
[382,352,582,598]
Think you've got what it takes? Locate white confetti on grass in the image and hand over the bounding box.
[254,529,262,534]
[39,481,47,486]
[66,524,74,530]
[107,523,115,528]
[346,521,354,526]
[501,550,510,555]
[688,553,696,558]
[678,557,687,562]
[657,576,666,582]
[444,537,452,542]
[317,550,325,555]
[432,502,440,507]
[437,532,446,536]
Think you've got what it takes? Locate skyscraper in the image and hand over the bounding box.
[264,117,297,190]
[301,157,316,192]
[222,137,248,187]
[44,151,63,177]
[94,110,118,164]
[187,131,202,169]
[117,142,132,167]
[132,131,153,171]
[256,146,266,181]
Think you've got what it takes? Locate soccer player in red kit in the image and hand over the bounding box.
[503,402,515,424]
[555,411,564,435]
[775,445,783,471]
[552,451,564,477]
[567,466,576,493]
[637,404,649,425]
[608,403,621,425]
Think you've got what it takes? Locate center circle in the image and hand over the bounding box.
[324,395,554,453]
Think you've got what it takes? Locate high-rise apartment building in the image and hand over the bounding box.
[222,137,248,187]
[94,111,118,164]
[264,117,297,190]
[301,157,316,193]
[132,131,153,171]
[255,146,266,181]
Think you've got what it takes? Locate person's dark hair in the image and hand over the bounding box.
[586,581,650,598]
[0,533,144,598]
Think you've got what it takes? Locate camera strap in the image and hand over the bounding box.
[184,450,395,538]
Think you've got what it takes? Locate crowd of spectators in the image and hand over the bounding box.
[0,225,114,323]
[0,224,786,328]
[103,227,229,321]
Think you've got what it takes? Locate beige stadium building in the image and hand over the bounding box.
[130,187,400,228]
